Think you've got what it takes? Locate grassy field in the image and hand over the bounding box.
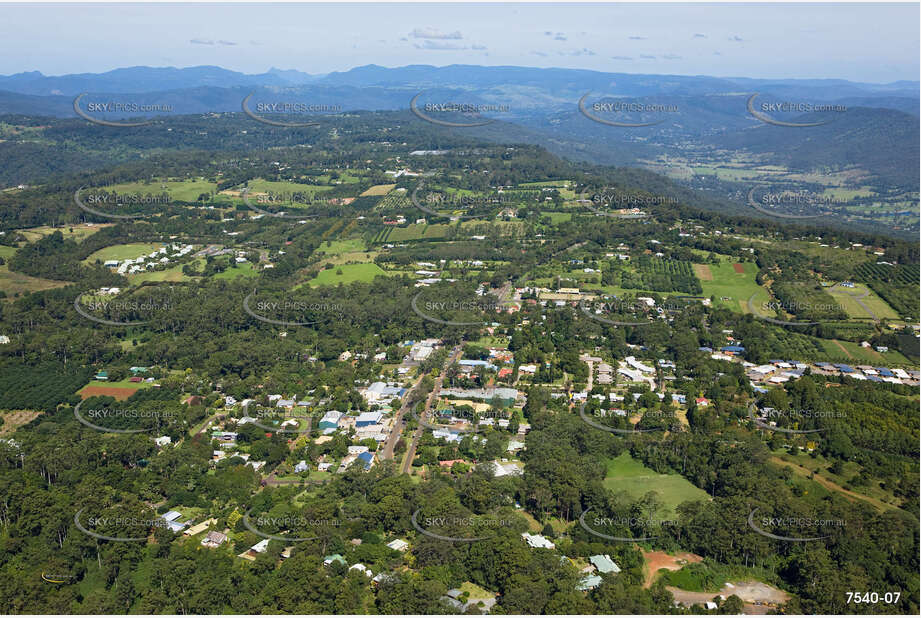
[245,179,336,196]
[305,262,390,287]
[817,338,912,365]
[104,179,218,202]
[127,265,191,283]
[83,243,162,264]
[826,283,899,321]
[15,224,108,244]
[695,258,770,314]
[0,245,17,259]
[604,453,710,518]
[315,239,368,255]
[0,263,69,296]
[770,448,903,510]
[542,212,572,223]
[212,262,258,280]
[360,184,396,196]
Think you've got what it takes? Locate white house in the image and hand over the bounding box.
[521,533,555,549]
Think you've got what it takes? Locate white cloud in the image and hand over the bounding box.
[413,40,467,50]
[409,27,463,40]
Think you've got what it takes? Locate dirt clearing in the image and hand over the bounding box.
[692,264,713,280]
[79,386,139,400]
[642,550,703,588]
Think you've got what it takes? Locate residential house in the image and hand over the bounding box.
[201,531,228,548]
[522,532,555,549]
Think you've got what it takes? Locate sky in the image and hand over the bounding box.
[2,2,919,83]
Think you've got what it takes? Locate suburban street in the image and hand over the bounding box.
[378,372,426,461]
[399,343,463,474]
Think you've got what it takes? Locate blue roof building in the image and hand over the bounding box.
[357,451,374,469]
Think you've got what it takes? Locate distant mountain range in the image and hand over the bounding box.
[0,63,917,221]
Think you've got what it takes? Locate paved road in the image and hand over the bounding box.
[400,344,463,475]
[378,372,427,461]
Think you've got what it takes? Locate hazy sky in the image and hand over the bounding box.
[3,2,919,83]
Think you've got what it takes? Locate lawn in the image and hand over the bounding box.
[83,243,163,264]
[603,453,710,518]
[304,262,390,287]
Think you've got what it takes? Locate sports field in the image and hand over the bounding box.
[603,453,710,518]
